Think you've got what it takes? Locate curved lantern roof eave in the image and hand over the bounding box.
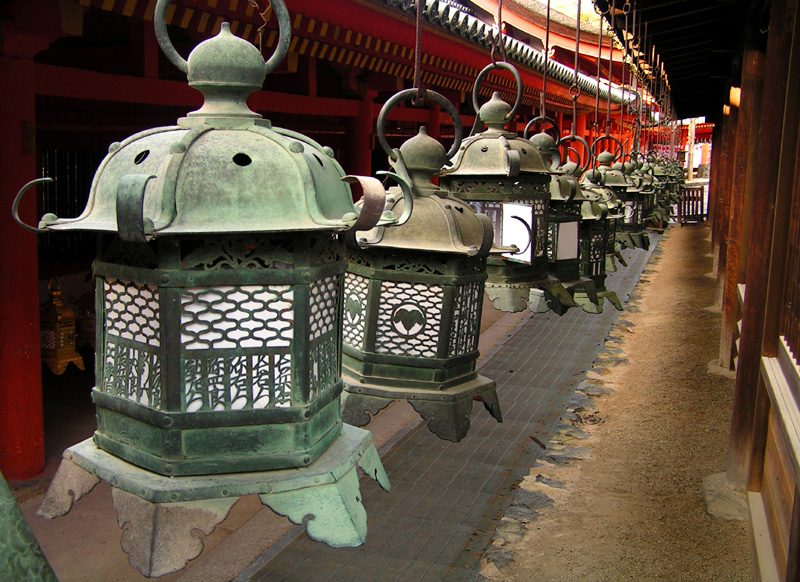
[383,0,639,108]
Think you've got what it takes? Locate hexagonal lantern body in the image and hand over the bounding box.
[41,45,357,477]
[20,5,394,572]
[341,101,501,442]
[591,151,649,250]
[440,92,553,313]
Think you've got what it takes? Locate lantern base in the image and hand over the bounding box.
[573,289,624,314]
[38,425,390,578]
[616,230,650,250]
[91,384,344,477]
[341,374,501,442]
[486,277,589,315]
[531,278,599,316]
[42,354,85,376]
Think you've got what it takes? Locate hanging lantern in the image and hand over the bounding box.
[587,136,650,250]
[529,131,601,314]
[341,89,503,442]
[440,63,564,314]
[39,277,85,375]
[14,1,399,575]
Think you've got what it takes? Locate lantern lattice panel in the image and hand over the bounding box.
[374,281,443,358]
[308,275,340,401]
[472,201,502,245]
[580,221,608,279]
[448,281,482,357]
[309,276,339,341]
[530,198,549,259]
[105,279,161,346]
[179,285,296,412]
[103,342,161,408]
[183,352,292,412]
[180,285,294,350]
[102,278,162,408]
[41,331,56,350]
[343,273,370,350]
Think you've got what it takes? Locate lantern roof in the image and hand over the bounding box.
[38,22,364,241]
[356,128,494,256]
[441,93,552,178]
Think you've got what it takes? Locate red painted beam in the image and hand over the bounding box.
[34,63,360,117]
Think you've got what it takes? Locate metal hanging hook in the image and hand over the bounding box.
[12,178,55,234]
[154,0,291,77]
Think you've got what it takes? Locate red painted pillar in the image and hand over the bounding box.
[347,91,376,179]
[0,55,45,479]
[427,105,441,141]
[575,114,588,164]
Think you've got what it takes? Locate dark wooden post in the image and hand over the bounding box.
[719,17,766,370]
[727,0,797,490]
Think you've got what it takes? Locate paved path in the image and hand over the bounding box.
[242,237,660,582]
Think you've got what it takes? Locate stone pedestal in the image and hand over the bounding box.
[39,425,389,578]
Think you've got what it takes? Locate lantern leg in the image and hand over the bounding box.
[407,377,500,442]
[475,385,503,423]
[538,279,580,315]
[616,232,637,250]
[112,489,236,578]
[341,391,395,427]
[342,375,501,442]
[260,465,368,547]
[629,232,650,250]
[38,456,101,518]
[485,284,532,313]
[600,290,624,311]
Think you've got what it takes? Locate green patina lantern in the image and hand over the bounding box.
[648,155,683,225]
[13,1,398,575]
[340,89,503,442]
[586,136,650,250]
[439,63,561,314]
[571,170,625,313]
[623,153,658,227]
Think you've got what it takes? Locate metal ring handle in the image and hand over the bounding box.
[12,178,53,234]
[523,116,559,140]
[154,0,291,76]
[376,88,463,162]
[591,134,624,162]
[472,62,523,121]
[557,134,593,174]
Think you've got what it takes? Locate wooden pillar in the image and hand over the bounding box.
[727,0,797,490]
[575,113,588,163]
[0,55,45,479]
[719,25,766,370]
[347,90,376,179]
[686,119,696,180]
[713,108,737,301]
[707,122,724,247]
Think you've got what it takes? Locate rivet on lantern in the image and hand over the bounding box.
[340,88,504,442]
[14,0,403,576]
